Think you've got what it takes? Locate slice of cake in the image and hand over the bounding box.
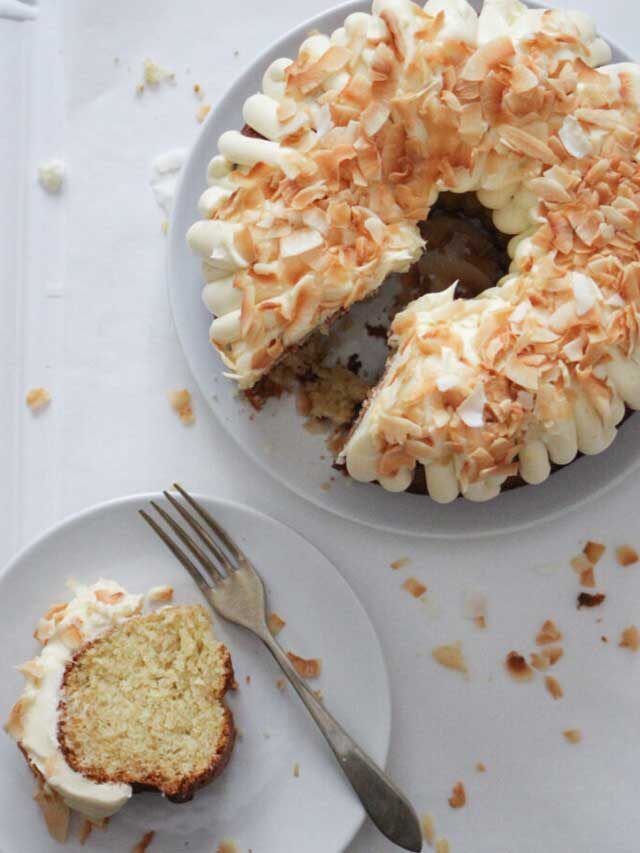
[5,580,235,841]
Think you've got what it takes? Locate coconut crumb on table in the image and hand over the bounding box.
[563,729,582,744]
[167,389,194,424]
[570,553,592,574]
[536,620,562,645]
[216,842,238,853]
[530,646,563,671]
[577,592,606,609]
[137,58,175,94]
[616,545,639,566]
[37,159,65,193]
[432,642,467,674]
[147,585,173,604]
[390,557,411,570]
[462,590,488,628]
[476,762,486,773]
[403,577,427,599]
[287,651,322,679]
[196,103,212,123]
[544,675,564,700]
[293,762,300,778]
[579,567,596,588]
[448,781,466,809]
[583,541,606,564]
[193,82,204,99]
[505,651,535,681]
[267,612,286,635]
[276,678,286,691]
[132,830,155,852]
[619,625,640,651]
[421,813,435,845]
[25,387,51,412]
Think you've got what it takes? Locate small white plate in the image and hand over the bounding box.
[167,0,640,538]
[0,494,391,853]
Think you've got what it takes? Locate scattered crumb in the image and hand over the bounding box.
[403,577,427,599]
[579,567,596,588]
[563,729,582,744]
[601,635,608,643]
[26,387,51,412]
[536,620,562,645]
[476,762,486,773]
[505,651,535,681]
[312,689,324,703]
[216,842,238,853]
[287,651,322,679]
[390,557,411,570]
[135,83,145,96]
[193,82,204,99]
[448,781,466,809]
[276,678,286,691]
[435,839,450,853]
[320,481,331,492]
[147,585,173,604]
[37,159,65,193]
[141,58,175,90]
[529,646,563,671]
[570,553,592,574]
[167,389,194,424]
[421,813,435,845]
[462,589,488,628]
[616,545,638,567]
[132,831,155,853]
[293,762,300,778]
[432,642,467,674]
[196,103,212,123]
[584,541,605,564]
[577,592,606,609]
[161,219,169,234]
[245,675,251,685]
[544,675,564,700]
[267,612,286,636]
[619,625,640,652]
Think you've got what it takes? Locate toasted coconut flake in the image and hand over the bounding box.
[17,658,45,683]
[579,567,596,588]
[267,612,286,635]
[60,624,84,650]
[281,228,324,258]
[287,651,322,679]
[558,115,592,158]
[619,625,640,651]
[432,642,467,674]
[461,37,515,82]
[577,592,606,609]
[422,813,436,845]
[147,585,174,604]
[544,675,563,700]
[403,577,427,598]
[563,729,582,744]
[457,382,486,428]
[505,651,534,681]
[362,100,391,137]
[448,781,466,809]
[583,541,605,564]
[390,557,411,570]
[4,698,28,738]
[79,820,93,845]
[133,831,156,853]
[95,589,126,605]
[616,545,638,566]
[33,783,70,843]
[499,125,558,164]
[25,387,51,412]
[536,619,562,645]
[168,389,195,425]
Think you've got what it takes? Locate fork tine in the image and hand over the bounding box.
[138,510,212,599]
[173,483,244,565]
[162,490,234,577]
[150,501,225,584]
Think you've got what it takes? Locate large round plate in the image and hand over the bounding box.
[167,0,640,538]
[0,494,390,853]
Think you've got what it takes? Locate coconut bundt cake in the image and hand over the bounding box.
[4,580,235,840]
[187,0,640,502]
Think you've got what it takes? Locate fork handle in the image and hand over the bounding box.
[262,635,422,852]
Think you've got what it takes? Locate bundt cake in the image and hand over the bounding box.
[4,580,235,839]
[187,0,640,502]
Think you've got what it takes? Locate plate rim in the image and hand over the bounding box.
[167,0,640,540]
[0,491,392,853]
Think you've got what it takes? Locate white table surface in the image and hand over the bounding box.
[3,2,640,852]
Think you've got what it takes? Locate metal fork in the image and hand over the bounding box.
[140,484,422,852]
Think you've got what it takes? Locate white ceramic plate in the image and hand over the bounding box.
[167,0,640,538]
[0,494,390,853]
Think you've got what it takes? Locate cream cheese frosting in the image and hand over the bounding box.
[6,580,143,821]
[187,0,640,500]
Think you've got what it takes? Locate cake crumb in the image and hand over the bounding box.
[26,387,51,412]
[216,842,238,853]
[193,82,204,99]
[435,839,450,853]
[287,651,322,679]
[530,646,563,671]
[462,590,488,627]
[37,159,65,193]
[476,762,486,773]
[403,577,427,599]
[293,762,300,778]
[619,625,640,651]
[544,675,563,699]
[421,813,435,845]
[312,689,324,703]
[147,585,173,604]
[196,104,212,123]
[577,592,606,609]
[579,567,596,588]
[320,481,331,492]
[245,675,251,685]
[391,557,411,570]
[432,642,467,674]
[167,389,194,424]
[536,619,562,645]
[505,651,535,681]
[563,729,582,744]
[616,545,638,566]
[583,541,605,564]
[448,781,466,809]
[161,219,169,234]
[267,612,286,636]
[141,58,175,89]
[276,678,286,691]
[570,553,592,574]
[132,830,155,853]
